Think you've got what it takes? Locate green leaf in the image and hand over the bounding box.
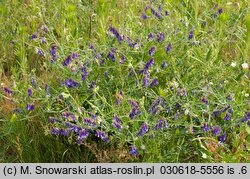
[10,113,17,123]
[246,125,250,135]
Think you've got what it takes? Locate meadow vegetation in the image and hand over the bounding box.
[0,0,250,162]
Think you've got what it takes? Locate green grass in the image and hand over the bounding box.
[0,0,250,163]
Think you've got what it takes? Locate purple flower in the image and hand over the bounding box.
[152,106,161,116]
[153,119,168,130]
[41,25,49,33]
[212,126,221,136]
[165,11,169,16]
[128,100,139,109]
[142,71,150,87]
[201,97,208,105]
[224,113,231,121]
[77,129,89,144]
[50,127,59,135]
[48,117,59,124]
[107,48,116,62]
[130,146,139,156]
[158,5,162,12]
[218,133,226,143]
[137,123,149,136]
[128,100,140,119]
[148,46,156,56]
[147,33,154,41]
[166,43,172,53]
[68,124,81,133]
[226,94,233,101]
[72,52,79,59]
[188,30,194,40]
[83,118,97,127]
[81,66,88,82]
[95,130,109,143]
[50,44,57,62]
[28,88,32,97]
[157,32,165,42]
[109,26,123,43]
[241,112,250,122]
[89,113,97,120]
[3,87,13,95]
[63,78,78,88]
[120,55,126,64]
[177,87,187,97]
[37,49,45,57]
[62,112,76,121]
[96,53,102,59]
[112,115,122,131]
[31,78,36,87]
[104,71,109,79]
[144,58,154,70]
[116,91,123,106]
[218,8,223,14]
[175,102,182,110]
[31,34,37,39]
[149,97,162,113]
[128,69,134,78]
[151,8,162,19]
[247,121,250,127]
[63,55,72,66]
[45,84,50,97]
[59,129,69,137]
[212,110,221,118]
[150,78,158,87]
[50,44,57,56]
[129,108,138,119]
[26,104,35,111]
[89,44,94,49]
[141,13,147,20]
[41,37,47,44]
[89,81,96,91]
[161,61,167,68]
[202,123,210,132]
